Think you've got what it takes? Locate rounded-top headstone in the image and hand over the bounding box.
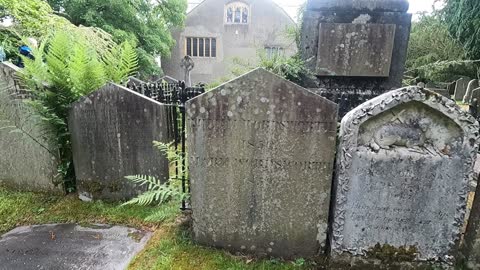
[307,0,410,12]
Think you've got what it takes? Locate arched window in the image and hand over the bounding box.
[225,2,249,24]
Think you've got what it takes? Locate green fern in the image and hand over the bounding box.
[123,142,188,221]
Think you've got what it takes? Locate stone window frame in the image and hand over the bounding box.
[225,1,250,25]
[264,46,284,59]
[185,37,217,58]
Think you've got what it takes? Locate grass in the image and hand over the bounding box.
[0,187,310,270]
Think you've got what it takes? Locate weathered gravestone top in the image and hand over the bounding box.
[187,68,338,258]
[331,87,479,260]
[301,0,412,117]
[307,0,409,12]
[454,77,470,101]
[463,79,479,103]
[69,83,171,201]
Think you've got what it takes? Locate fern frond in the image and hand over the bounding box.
[45,31,72,88]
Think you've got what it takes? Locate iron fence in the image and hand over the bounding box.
[127,80,205,210]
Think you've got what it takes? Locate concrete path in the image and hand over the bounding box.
[0,224,152,270]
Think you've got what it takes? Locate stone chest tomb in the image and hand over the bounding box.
[187,68,338,258]
[331,87,479,260]
[301,0,412,116]
[69,83,171,201]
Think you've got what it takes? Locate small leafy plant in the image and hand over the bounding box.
[123,141,188,222]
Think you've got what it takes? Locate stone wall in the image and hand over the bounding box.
[0,62,62,192]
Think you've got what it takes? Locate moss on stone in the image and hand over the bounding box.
[366,243,418,263]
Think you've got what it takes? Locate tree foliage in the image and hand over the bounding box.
[444,0,480,60]
[46,0,187,79]
[405,11,476,83]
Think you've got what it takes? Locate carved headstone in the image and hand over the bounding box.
[0,62,61,192]
[464,79,480,103]
[454,77,470,101]
[301,0,412,116]
[187,68,338,258]
[69,83,171,201]
[331,87,479,261]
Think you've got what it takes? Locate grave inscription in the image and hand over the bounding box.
[69,83,171,201]
[187,68,338,258]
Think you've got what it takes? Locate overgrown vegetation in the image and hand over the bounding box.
[405,11,476,84]
[124,141,187,221]
[19,29,138,191]
[46,0,187,79]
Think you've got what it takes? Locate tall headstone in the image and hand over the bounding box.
[454,77,470,101]
[464,79,480,103]
[69,83,171,201]
[187,68,338,258]
[331,87,479,261]
[300,0,412,116]
[0,62,61,192]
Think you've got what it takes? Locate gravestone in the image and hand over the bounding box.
[426,88,450,98]
[0,62,61,192]
[69,83,171,201]
[448,81,457,96]
[187,68,338,258]
[331,87,479,261]
[454,77,470,101]
[469,88,480,119]
[301,0,412,116]
[463,79,479,103]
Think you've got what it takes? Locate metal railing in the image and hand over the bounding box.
[127,80,205,210]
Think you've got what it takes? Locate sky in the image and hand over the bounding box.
[188,0,443,21]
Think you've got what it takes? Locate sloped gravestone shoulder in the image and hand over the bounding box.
[187,68,338,258]
[331,87,479,261]
[69,83,171,201]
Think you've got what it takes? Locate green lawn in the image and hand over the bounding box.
[0,187,310,270]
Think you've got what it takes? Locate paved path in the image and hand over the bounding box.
[0,224,152,270]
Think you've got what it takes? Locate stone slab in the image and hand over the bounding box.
[454,77,470,101]
[307,0,410,12]
[0,224,151,270]
[331,87,479,261]
[0,62,62,193]
[426,88,450,98]
[187,68,338,258]
[69,83,171,201]
[316,23,396,77]
[464,79,479,104]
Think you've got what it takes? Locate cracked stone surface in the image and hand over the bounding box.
[0,224,152,270]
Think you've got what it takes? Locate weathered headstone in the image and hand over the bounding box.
[301,0,412,116]
[0,62,61,192]
[426,87,450,98]
[463,79,479,103]
[69,83,171,201]
[454,77,470,101]
[448,81,457,96]
[331,87,479,261]
[187,68,338,258]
